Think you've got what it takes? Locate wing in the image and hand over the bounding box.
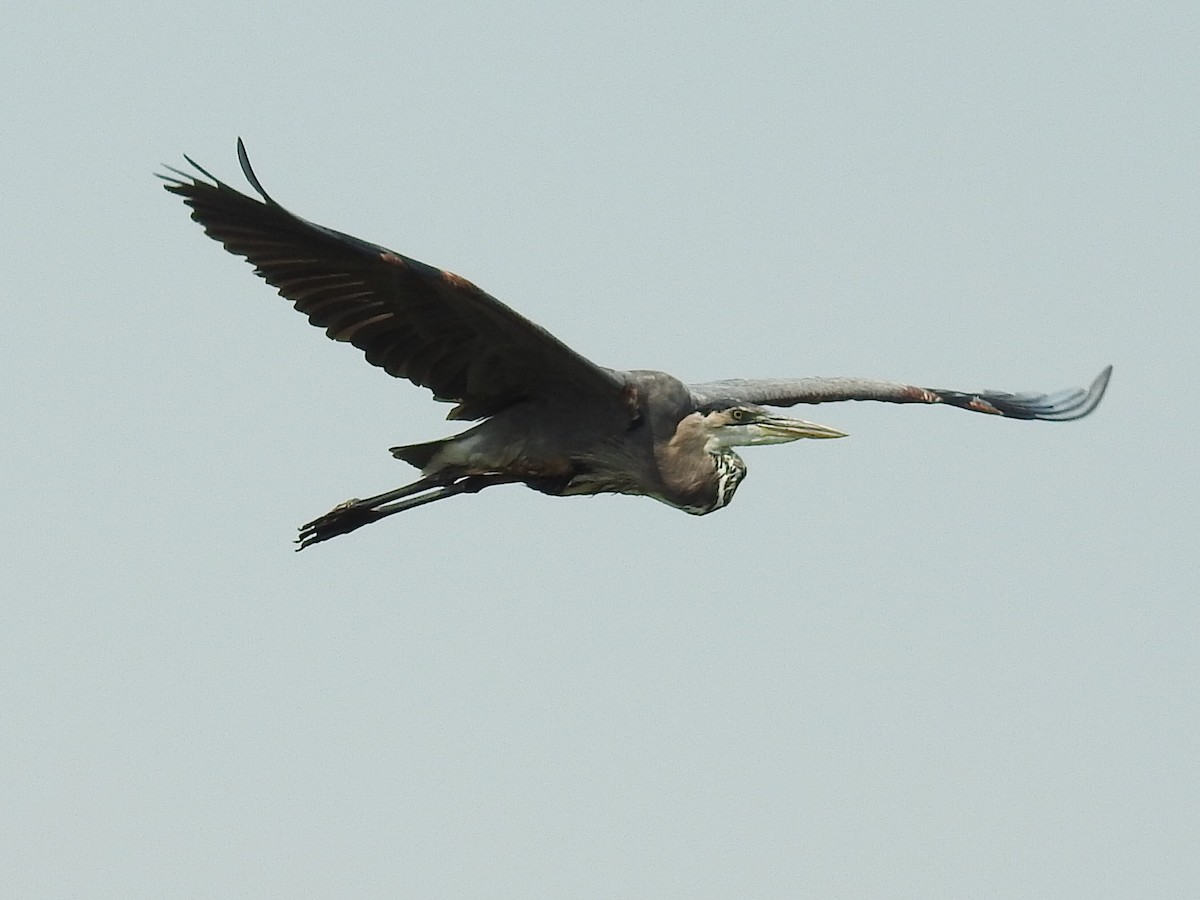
[160,140,627,421]
[688,365,1112,421]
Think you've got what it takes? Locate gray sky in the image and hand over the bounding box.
[3,1,1197,897]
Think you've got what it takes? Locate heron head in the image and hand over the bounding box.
[699,403,848,451]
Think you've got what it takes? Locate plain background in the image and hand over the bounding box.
[3,2,1196,897]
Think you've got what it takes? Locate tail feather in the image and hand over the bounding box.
[390,438,451,470]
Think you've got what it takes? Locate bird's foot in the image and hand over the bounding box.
[295,498,381,551]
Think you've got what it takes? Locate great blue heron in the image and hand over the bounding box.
[161,141,1111,550]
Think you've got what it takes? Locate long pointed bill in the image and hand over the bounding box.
[758,414,848,442]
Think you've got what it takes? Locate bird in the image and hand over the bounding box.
[161,140,1112,550]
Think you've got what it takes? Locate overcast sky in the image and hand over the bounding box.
[3,1,1197,897]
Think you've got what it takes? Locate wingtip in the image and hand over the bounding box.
[236,137,275,204]
[1061,364,1112,421]
[1089,364,1113,406]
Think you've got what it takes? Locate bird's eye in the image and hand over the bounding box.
[730,409,745,421]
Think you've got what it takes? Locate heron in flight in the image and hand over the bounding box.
[161,141,1111,550]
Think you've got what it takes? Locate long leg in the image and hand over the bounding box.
[295,474,519,550]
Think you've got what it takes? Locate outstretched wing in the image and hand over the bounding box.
[688,365,1111,421]
[160,140,626,421]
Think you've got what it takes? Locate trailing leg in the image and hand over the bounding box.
[295,474,519,550]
